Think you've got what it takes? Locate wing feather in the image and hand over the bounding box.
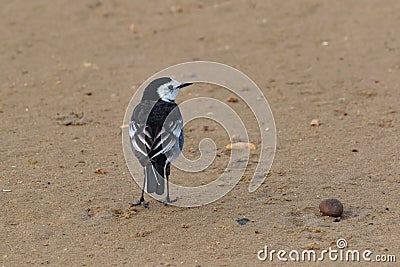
[129,100,183,165]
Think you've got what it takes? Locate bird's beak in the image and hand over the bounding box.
[177,82,193,89]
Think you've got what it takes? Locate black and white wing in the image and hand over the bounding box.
[129,101,183,165]
[149,117,183,164]
[129,120,152,166]
[129,101,154,166]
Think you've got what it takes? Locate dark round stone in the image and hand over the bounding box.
[319,198,344,217]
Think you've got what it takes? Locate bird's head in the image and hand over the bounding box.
[142,77,192,102]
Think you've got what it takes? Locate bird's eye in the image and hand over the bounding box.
[168,85,173,90]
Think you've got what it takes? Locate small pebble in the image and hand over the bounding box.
[94,168,107,174]
[226,142,256,150]
[310,119,320,126]
[227,97,239,103]
[319,198,343,217]
[236,218,250,225]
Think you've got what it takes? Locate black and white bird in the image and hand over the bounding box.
[129,77,192,206]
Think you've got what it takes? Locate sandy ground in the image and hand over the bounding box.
[1,0,399,266]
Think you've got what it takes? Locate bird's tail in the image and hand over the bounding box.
[145,163,164,195]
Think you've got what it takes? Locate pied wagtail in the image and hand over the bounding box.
[129,77,192,207]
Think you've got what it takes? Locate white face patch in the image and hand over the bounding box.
[156,79,181,102]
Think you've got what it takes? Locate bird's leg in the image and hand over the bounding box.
[130,187,148,208]
[165,163,171,203]
[162,163,177,205]
[130,169,149,208]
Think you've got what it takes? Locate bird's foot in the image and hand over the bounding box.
[160,196,177,206]
[129,197,149,208]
